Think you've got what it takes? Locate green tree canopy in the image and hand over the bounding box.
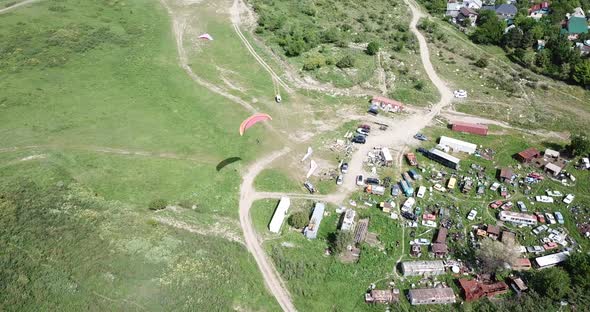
[336,54,355,68]
[288,211,309,229]
[572,60,590,88]
[568,133,590,156]
[366,41,380,55]
[472,10,506,45]
[530,267,571,301]
[565,252,590,290]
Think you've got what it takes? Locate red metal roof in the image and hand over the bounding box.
[371,96,403,107]
[459,279,509,301]
[517,147,541,161]
[451,122,488,135]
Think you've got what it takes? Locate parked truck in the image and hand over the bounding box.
[400,180,414,197]
[366,185,385,196]
[409,169,422,180]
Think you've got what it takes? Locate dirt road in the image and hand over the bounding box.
[237,147,298,312]
[0,0,39,14]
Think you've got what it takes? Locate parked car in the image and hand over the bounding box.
[365,178,380,185]
[414,238,431,245]
[454,89,468,98]
[359,124,371,132]
[391,184,400,196]
[352,135,366,144]
[517,201,527,212]
[356,175,364,186]
[340,162,349,173]
[546,190,563,197]
[489,200,503,209]
[554,211,564,224]
[535,212,546,224]
[563,194,575,204]
[545,212,556,224]
[414,133,428,141]
[467,210,477,221]
[336,175,343,185]
[303,181,315,194]
[536,196,554,203]
[433,184,446,192]
[356,128,369,136]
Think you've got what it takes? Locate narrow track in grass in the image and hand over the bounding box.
[0,0,40,14]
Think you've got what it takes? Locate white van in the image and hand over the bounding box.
[417,186,426,198]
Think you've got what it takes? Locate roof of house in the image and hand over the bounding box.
[436,227,448,243]
[487,225,501,236]
[500,168,513,179]
[567,16,589,34]
[513,258,532,268]
[459,279,509,300]
[408,288,456,301]
[371,96,403,107]
[511,277,528,291]
[459,7,478,16]
[366,289,400,303]
[545,162,562,173]
[517,147,540,160]
[544,149,560,158]
[402,260,445,271]
[495,4,518,15]
[431,243,449,254]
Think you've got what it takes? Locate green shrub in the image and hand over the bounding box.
[288,211,309,229]
[148,198,167,210]
[366,41,380,55]
[336,54,355,69]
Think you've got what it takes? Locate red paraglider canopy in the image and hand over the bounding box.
[240,113,272,136]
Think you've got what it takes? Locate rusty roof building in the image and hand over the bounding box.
[458,278,509,302]
[365,289,400,304]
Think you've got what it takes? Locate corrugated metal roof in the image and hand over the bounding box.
[429,148,460,164]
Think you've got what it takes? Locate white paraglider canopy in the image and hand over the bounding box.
[198,33,214,41]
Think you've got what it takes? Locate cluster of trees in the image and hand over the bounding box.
[568,133,590,156]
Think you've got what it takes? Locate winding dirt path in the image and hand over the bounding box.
[238,147,298,312]
[0,0,39,14]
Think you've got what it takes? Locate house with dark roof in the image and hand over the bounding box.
[487,225,501,240]
[431,243,449,258]
[483,4,517,21]
[456,7,479,26]
[515,147,541,163]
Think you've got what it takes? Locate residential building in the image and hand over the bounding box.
[515,147,541,163]
[365,289,400,304]
[408,287,456,305]
[269,197,290,233]
[458,278,509,301]
[499,211,537,226]
[340,209,356,232]
[534,251,569,269]
[439,136,477,154]
[563,16,589,40]
[426,148,461,170]
[304,203,325,239]
[451,121,488,136]
[456,7,479,26]
[401,260,445,277]
[370,96,403,112]
[446,0,463,17]
[482,4,518,20]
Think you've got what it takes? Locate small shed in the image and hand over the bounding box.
[486,225,501,239]
[408,288,456,305]
[499,168,514,182]
[544,149,560,158]
[410,244,422,257]
[515,148,541,163]
[365,289,400,304]
[511,258,532,271]
[510,277,528,294]
[544,163,562,176]
[370,96,404,112]
[431,243,449,258]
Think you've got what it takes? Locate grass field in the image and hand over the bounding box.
[418,17,590,133]
[0,0,282,310]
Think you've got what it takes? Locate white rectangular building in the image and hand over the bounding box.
[304,202,325,239]
[269,197,290,233]
[499,211,537,226]
[439,136,477,154]
[534,251,569,269]
[401,260,445,277]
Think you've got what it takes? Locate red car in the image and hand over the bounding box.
[528,172,545,180]
[535,212,546,223]
[489,200,503,209]
[359,124,371,132]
